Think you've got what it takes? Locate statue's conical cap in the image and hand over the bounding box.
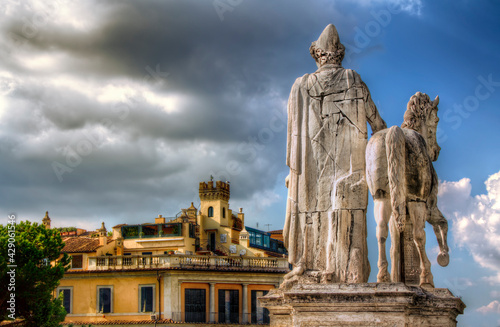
[315,24,341,51]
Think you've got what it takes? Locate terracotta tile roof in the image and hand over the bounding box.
[0,320,25,326]
[61,319,176,325]
[269,229,283,234]
[61,236,112,253]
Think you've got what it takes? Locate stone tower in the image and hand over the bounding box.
[199,180,230,227]
[98,222,107,246]
[42,211,51,229]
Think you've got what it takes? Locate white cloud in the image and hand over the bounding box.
[478,300,500,314]
[2,0,110,32]
[49,76,182,113]
[438,171,500,282]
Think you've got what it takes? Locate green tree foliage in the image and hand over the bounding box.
[54,227,77,233]
[0,221,71,326]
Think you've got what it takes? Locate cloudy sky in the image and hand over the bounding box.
[1,0,499,325]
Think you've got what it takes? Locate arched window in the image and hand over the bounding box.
[208,207,214,217]
[222,207,226,218]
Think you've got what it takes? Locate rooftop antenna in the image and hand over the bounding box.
[256,222,259,229]
[264,224,272,232]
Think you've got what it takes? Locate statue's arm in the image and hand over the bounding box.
[361,80,387,134]
[286,77,304,171]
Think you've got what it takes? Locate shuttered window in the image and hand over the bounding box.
[218,289,239,324]
[140,286,154,312]
[185,288,206,322]
[97,287,112,313]
[71,255,83,269]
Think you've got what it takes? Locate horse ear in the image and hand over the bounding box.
[433,95,439,107]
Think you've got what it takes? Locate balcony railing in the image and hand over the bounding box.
[87,254,289,271]
[198,240,231,256]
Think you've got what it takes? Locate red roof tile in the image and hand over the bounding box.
[0,320,25,326]
[61,236,112,253]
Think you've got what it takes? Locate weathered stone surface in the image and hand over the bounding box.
[366,92,449,287]
[283,23,386,286]
[260,283,465,327]
[267,23,463,327]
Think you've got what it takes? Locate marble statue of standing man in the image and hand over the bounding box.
[283,24,386,285]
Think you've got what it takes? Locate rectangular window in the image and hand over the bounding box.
[218,289,239,324]
[139,285,154,313]
[57,287,72,314]
[264,235,270,248]
[255,233,262,246]
[251,290,270,324]
[189,224,196,238]
[71,255,83,269]
[162,223,181,236]
[185,288,206,323]
[122,226,139,238]
[97,286,112,313]
[249,232,255,244]
[142,225,158,237]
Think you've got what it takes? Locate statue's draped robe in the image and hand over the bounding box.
[284,64,386,283]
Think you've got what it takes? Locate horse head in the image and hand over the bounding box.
[401,92,441,161]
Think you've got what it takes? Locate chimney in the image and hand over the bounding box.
[239,225,249,248]
[237,208,244,226]
[155,214,166,224]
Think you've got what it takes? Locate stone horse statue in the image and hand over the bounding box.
[366,92,449,287]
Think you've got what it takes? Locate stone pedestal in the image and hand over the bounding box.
[260,283,465,327]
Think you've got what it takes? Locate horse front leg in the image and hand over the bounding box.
[428,206,450,267]
[409,201,434,287]
[375,198,391,282]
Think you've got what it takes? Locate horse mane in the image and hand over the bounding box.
[401,92,433,133]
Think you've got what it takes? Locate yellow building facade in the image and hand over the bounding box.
[54,180,288,326]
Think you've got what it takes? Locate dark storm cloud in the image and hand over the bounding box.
[3,0,343,93]
[0,0,362,228]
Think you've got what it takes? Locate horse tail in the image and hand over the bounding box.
[385,126,406,232]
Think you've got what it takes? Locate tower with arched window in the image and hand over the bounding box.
[198,180,233,252]
[199,180,230,225]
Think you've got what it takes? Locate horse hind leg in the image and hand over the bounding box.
[409,201,434,287]
[375,197,391,282]
[388,211,401,283]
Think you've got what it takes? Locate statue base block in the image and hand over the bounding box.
[260,283,465,327]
